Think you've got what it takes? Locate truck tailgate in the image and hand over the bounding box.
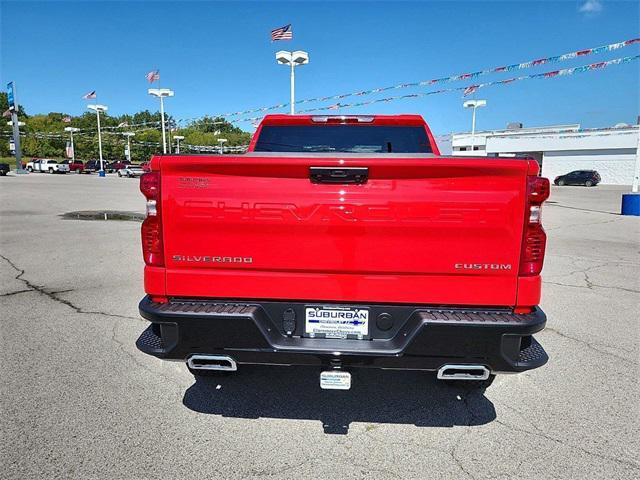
[159,154,529,306]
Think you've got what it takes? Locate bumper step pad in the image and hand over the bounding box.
[518,337,548,365]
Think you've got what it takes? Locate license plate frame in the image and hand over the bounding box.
[305,305,370,339]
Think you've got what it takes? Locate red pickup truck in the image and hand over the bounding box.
[136,114,549,390]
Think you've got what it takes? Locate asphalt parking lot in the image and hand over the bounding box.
[1,173,639,480]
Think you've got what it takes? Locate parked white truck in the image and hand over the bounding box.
[26,159,70,174]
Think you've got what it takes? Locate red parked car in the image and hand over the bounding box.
[61,160,85,173]
[136,114,550,391]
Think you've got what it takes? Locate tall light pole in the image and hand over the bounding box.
[275,50,309,114]
[174,135,184,154]
[87,104,108,176]
[122,132,135,162]
[463,99,487,152]
[148,88,174,154]
[217,138,228,155]
[64,126,80,162]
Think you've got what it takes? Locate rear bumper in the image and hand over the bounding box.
[136,296,548,373]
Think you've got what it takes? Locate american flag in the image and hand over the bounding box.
[62,116,72,123]
[146,70,160,83]
[271,24,292,41]
[463,85,479,97]
[82,90,96,99]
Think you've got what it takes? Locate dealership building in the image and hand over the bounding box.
[450,123,639,185]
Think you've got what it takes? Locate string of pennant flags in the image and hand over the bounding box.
[183,53,639,125]
[296,54,640,113]
[174,36,639,123]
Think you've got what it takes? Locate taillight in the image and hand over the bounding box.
[140,172,164,267]
[519,175,550,276]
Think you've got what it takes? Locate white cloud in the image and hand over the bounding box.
[579,0,604,14]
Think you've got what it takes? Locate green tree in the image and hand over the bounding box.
[0,97,252,161]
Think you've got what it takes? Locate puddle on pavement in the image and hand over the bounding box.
[60,210,145,222]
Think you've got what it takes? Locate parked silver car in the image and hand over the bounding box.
[117,165,145,178]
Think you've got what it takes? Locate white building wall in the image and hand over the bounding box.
[541,149,636,185]
[451,125,639,185]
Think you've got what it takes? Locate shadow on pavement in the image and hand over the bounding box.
[182,365,496,434]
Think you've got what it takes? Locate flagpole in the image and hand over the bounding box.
[290,61,295,115]
[159,95,167,154]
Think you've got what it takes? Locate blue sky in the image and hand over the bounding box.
[1,0,638,134]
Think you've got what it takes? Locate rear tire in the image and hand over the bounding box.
[28,167,33,172]
[117,171,122,177]
[585,180,593,187]
[557,179,565,186]
[444,374,496,390]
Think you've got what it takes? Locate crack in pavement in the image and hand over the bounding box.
[0,254,140,322]
[545,215,623,232]
[547,253,640,267]
[544,280,640,295]
[544,260,640,295]
[0,289,33,297]
[0,253,186,393]
[449,391,483,480]
[109,321,185,395]
[545,203,620,216]
[493,417,640,471]
[542,326,637,366]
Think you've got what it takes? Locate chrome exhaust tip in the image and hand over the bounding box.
[187,355,237,371]
[437,364,490,381]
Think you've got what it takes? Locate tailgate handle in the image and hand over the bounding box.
[309,167,368,184]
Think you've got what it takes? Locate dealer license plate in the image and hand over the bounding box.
[320,370,352,390]
[305,306,369,339]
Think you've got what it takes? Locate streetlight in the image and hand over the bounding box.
[174,135,184,154]
[122,132,135,162]
[148,88,174,154]
[87,104,108,176]
[217,138,227,155]
[275,50,309,114]
[463,99,487,152]
[64,126,80,162]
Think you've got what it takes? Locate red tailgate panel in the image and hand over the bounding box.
[159,155,528,306]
